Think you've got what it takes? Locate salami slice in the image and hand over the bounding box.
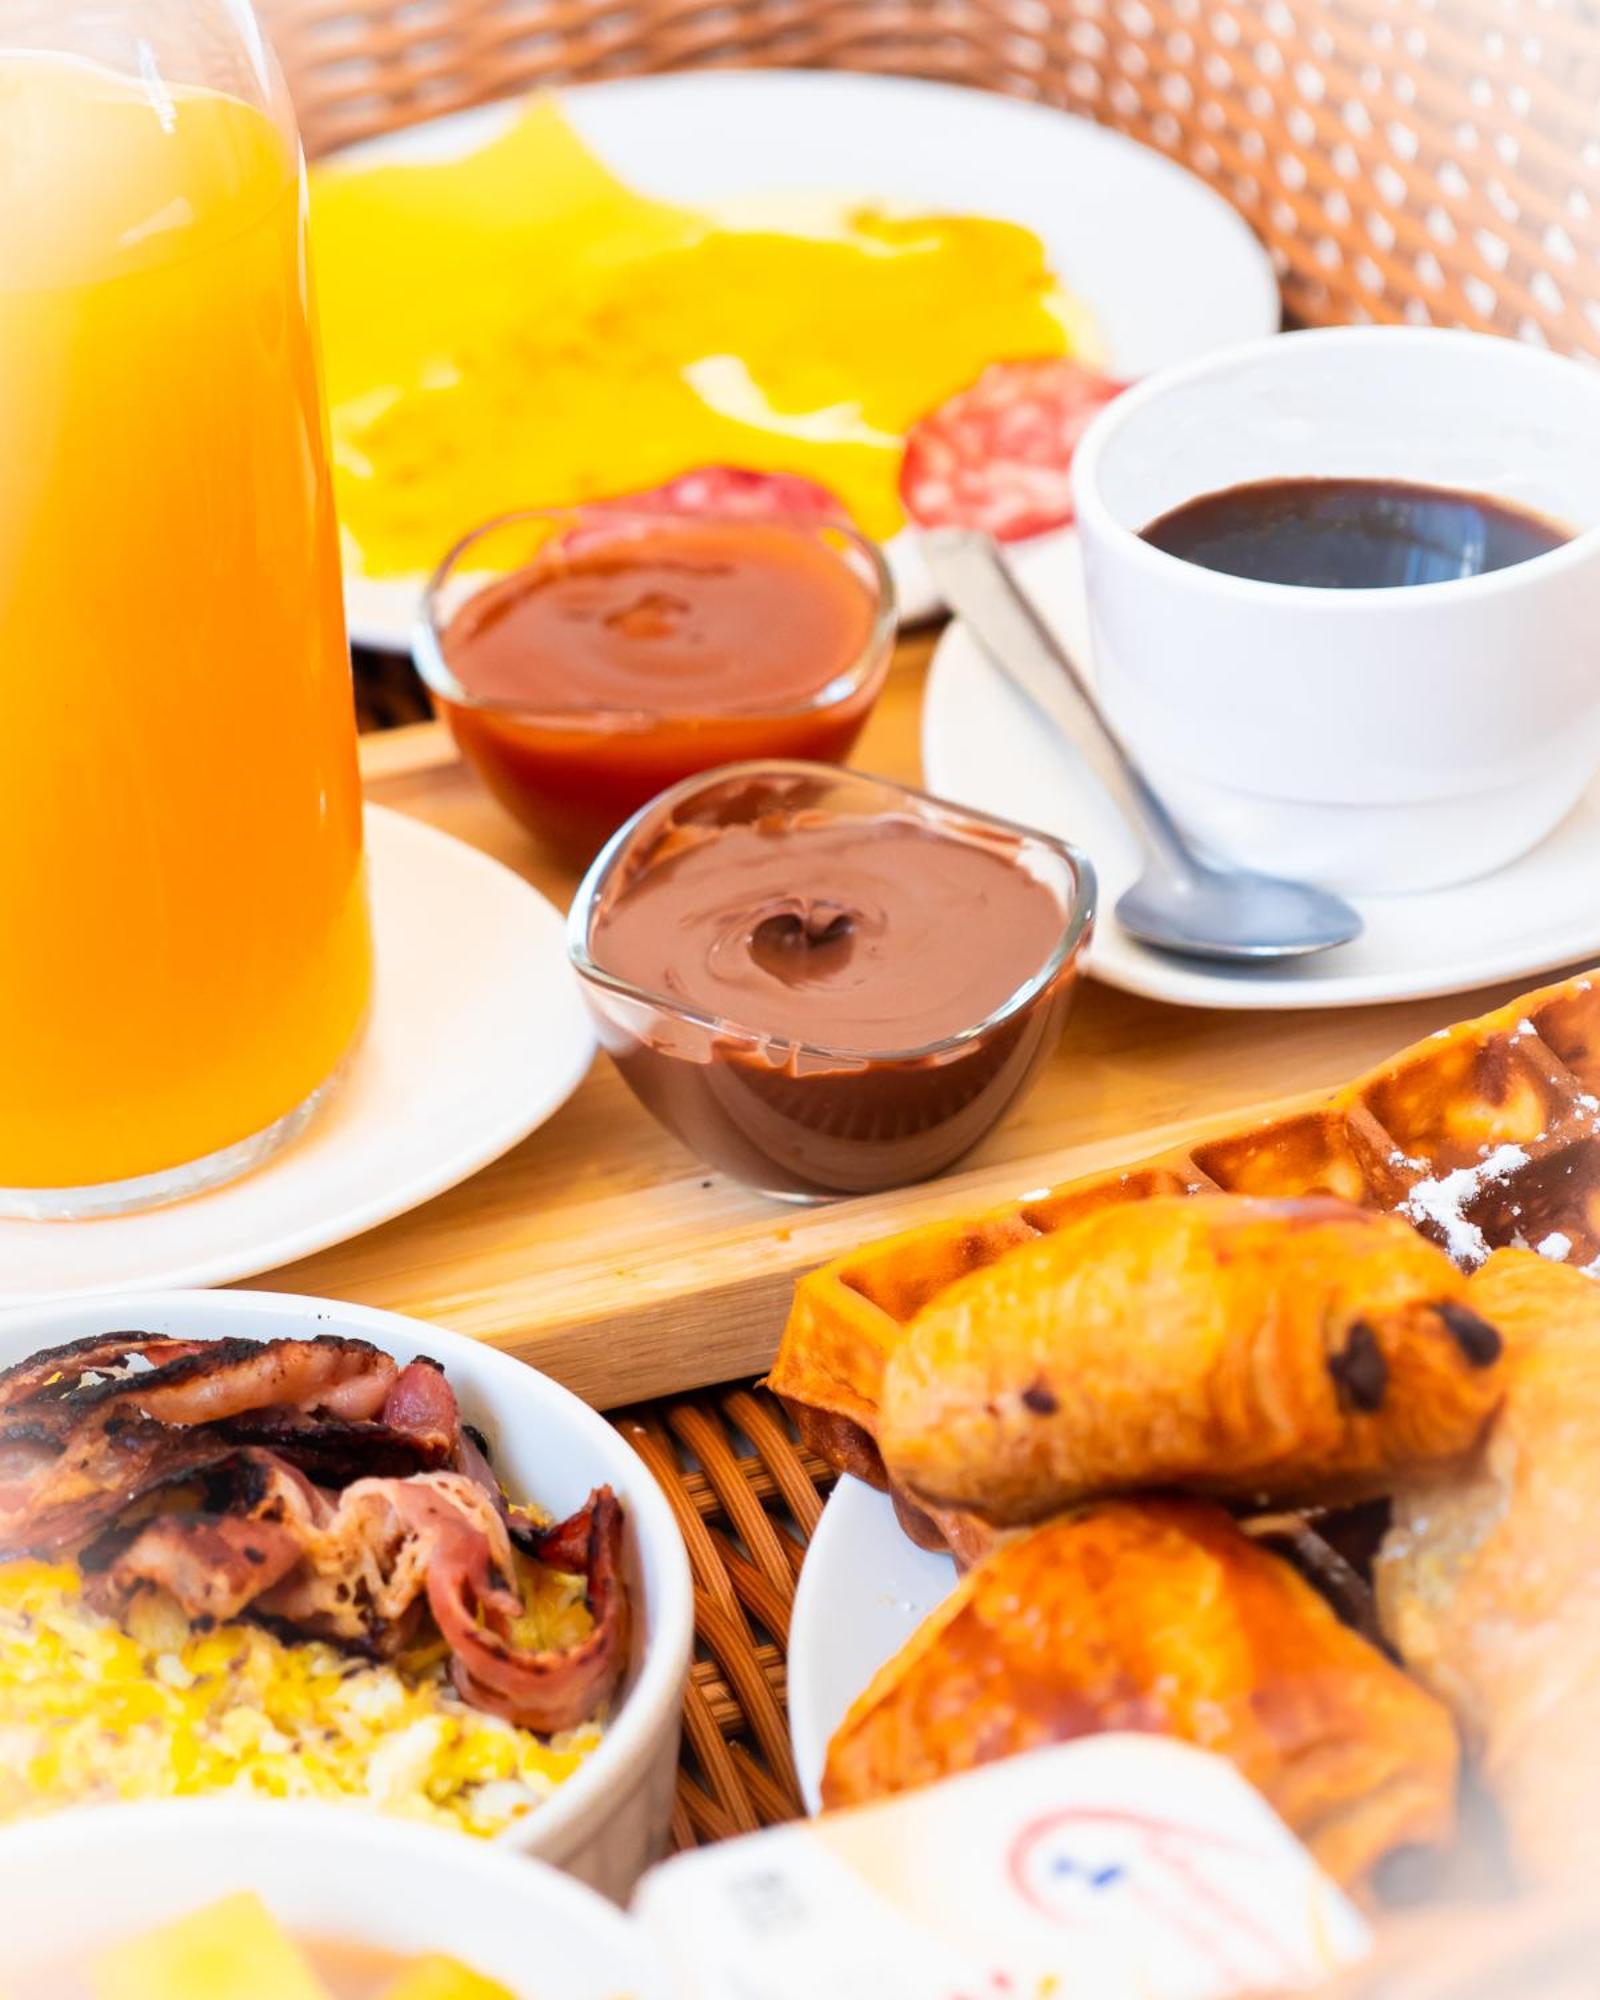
[899,358,1127,542]
[588,465,850,523]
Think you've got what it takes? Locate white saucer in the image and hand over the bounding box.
[923,538,1600,1010]
[0,807,594,1302]
[329,70,1279,649]
[789,1475,957,1812]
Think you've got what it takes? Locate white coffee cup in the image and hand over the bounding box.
[1071,327,1600,894]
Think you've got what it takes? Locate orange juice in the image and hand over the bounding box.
[0,53,372,1201]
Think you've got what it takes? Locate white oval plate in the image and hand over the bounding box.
[789,1474,956,1813]
[328,69,1280,649]
[923,536,1600,1010]
[0,808,594,1302]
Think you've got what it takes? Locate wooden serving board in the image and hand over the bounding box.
[251,634,1559,1409]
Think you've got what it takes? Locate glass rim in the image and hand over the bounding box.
[412,504,898,729]
[566,758,1099,1068]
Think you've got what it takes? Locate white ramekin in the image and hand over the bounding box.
[0,1290,694,1903]
[1072,326,1600,894]
[0,1799,662,1996]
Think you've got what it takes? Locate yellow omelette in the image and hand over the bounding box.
[310,97,1091,578]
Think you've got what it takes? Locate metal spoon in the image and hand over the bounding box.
[923,529,1363,963]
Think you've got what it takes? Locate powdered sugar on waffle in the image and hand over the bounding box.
[1400,1143,1530,1266]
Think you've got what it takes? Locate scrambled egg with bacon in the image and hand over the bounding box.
[0,1560,602,1837]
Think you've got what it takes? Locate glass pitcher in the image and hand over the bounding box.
[0,0,373,1216]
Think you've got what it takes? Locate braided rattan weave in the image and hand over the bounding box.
[614,1390,832,1846]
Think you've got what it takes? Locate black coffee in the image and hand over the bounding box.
[1142,476,1570,589]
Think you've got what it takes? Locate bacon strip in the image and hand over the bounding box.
[218,1408,447,1484]
[253,1470,492,1652]
[381,1358,462,1460]
[0,1334,210,1414]
[0,1334,399,1433]
[83,1510,307,1624]
[459,1488,630,1734]
[0,1335,400,1552]
[81,1336,399,1427]
[0,1416,240,1556]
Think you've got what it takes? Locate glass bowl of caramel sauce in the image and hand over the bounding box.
[415,507,895,866]
[568,762,1096,1200]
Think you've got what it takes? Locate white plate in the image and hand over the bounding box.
[924,536,1600,1010]
[0,808,594,1301]
[789,1474,956,1813]
[331,69,1280,649]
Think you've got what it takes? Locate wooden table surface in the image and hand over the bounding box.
[251,632,1562,1409]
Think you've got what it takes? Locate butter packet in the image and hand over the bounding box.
[634,1735,1370,2000]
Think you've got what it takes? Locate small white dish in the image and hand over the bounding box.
[0,1290,695,1897]
[330,69,1279,649]
[0,1802,660,1994]
[788,1475,955,1813]
[924,536,1600,1010]
[0,806,594,1302]
[1072,327,1600,892]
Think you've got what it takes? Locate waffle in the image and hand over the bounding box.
[768,968,1600,1555]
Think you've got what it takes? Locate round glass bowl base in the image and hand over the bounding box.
[0,1061,350,1222]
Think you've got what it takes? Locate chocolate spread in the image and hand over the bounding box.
[584,798,1084,1197]
[593,812,1066,1051]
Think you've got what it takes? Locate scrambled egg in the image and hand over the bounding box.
[0,1561,602,1838]
[310,97,1095,577]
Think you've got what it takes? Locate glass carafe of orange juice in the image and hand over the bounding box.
[0,1,373,1216]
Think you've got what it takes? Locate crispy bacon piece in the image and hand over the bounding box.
[0,1335,400,1552]
[381,1358,462,1460]
[82,1510,307,1624]
[217,1409,446,1484]
[379,1359,509,1502]
[462,1487,630,1734]
[0,1415,238,1556]
[0,1333,399,1432]
[81,1451,329,1624]
[81,1336,400,1428]
[0,1334,209,1413]
[253,1471,495,1653]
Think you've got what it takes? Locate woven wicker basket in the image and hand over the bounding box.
[263,0,1599,354]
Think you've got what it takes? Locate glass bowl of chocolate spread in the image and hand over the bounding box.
[568,762,1096,1200]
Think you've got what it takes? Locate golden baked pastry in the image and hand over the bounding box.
[822,1498,1460,1893]
[1376,1249,1600,1889]
[877,1195,1504,1525]
[769,970,1600,1555]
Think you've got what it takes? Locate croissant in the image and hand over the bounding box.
[1376,1249,1600,1889]
[822,1498,1460,1893]
[879,1195,1506,1524]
